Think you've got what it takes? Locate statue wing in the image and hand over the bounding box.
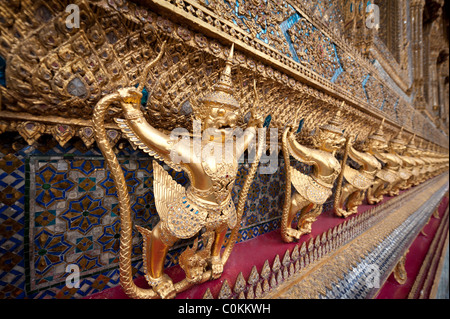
[343,166,373,190]
[115,118,183,172]
[376,169,397,183]
[152,160,185,222]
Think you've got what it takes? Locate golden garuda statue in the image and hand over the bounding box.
[386,129,412,196]
[366,120,397,204]
[280,107,346,243]
[399,133,422,190]
[93,42,264,299]
[367,127,404,201]
[405,136,427,186]
[333,119,385,218]
[419,142,435,181]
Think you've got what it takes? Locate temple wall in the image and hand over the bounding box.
[0,0,448,299]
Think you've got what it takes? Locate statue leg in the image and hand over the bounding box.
[285,191,313,241]
[372,180,387,203]
[297,203,322,237]
[406,177,414,189]
[142,222,178,299]
[367,182,378,205]
[388,180,401,196]
[346,190,363,216]
[334,183,354,218]
[209,225,227,279]
[400,179,409,190]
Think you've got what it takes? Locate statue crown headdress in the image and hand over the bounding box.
[320,101,344,134]
[390,127,406,145]
[407,133,417,149]
[417,139,424,150]
[200,43,239,110]
[369,118,387,143]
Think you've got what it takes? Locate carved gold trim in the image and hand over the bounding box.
[0,111,119,129]
[128,0,445,146]
[0,0,448,148]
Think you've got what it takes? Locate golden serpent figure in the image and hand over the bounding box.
[93,43,264,299]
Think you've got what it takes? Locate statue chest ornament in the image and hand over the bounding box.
[376,168,398,183]
[201,148,238,204]
[343,153,380,190]
[411,166,421,177]
[287,145,341,205]
[316,150,342,186]
[398,167,412,180]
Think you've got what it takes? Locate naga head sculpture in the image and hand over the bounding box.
[115,42,167,119]
[178,232,213,284]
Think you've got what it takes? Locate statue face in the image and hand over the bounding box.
[203,105,239,142]
[368,139,387,152]
[390,141,406,153]
[318,129,345,152]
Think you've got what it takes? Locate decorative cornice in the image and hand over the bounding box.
[0,0,448,147]
[129,0,447,146]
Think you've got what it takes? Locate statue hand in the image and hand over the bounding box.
[288,123,296,133]
[347,133,356,145]
[286,125,297,140]
[247,111,264,128]
[118,87,143,118]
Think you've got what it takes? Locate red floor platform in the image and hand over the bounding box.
[375,194,449,299]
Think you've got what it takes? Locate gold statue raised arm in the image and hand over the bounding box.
[281,108,346,243]
[93,43,264,299]
[333,120,385,218]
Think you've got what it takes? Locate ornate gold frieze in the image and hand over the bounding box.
[0,0,448,149]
